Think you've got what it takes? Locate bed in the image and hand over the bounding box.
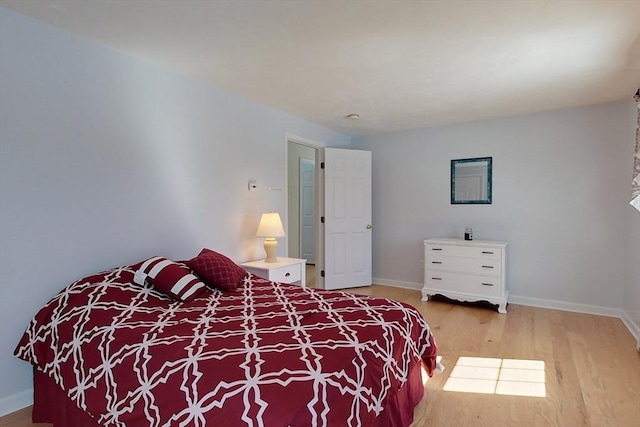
[15,250,438,427]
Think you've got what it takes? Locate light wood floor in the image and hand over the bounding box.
[2,284,638,427]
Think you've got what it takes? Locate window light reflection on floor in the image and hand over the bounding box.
[442,357,546,397]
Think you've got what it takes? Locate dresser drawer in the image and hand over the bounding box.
[425,244,502,260]
[426,255,502,277]
[425,271,502,297]
[268,265,301,284]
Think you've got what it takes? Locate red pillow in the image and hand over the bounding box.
[134,256,206,302]
[186,249,247,292]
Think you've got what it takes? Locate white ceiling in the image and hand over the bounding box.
[1,0,639,136]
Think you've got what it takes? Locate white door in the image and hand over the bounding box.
[324,148,372,290]
[300,158,316,264]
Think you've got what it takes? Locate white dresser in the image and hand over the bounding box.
[422,238,508,313]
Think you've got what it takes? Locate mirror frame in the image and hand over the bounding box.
[451,157,493,204]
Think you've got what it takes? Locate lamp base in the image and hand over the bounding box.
[263,238,278,263]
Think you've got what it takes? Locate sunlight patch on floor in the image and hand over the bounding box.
[442,356,546,397]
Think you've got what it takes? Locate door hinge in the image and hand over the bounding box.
[321,270,325,277]
[320,162,325,169]
[320,216,325,223]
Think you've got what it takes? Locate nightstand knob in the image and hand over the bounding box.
[366,224,372,230]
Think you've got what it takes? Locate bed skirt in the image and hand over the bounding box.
[32,361,426,427]
[33,368,97,426]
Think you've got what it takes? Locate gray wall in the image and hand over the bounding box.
[352,101,638,316]
[0,8,350,413]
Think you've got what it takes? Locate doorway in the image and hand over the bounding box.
[286,140,372,291]
[286,139,320,286]
[299,158,316,264]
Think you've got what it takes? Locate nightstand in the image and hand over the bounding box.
[241,257,307,287]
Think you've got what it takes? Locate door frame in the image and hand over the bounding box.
[285,133,324,288]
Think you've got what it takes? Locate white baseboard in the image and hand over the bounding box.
[510,294,640,351]
[620,312,640,350]
[0,388,32,417]
[508,294,624,318]
[371,283,640,350]
[372,277,422,290]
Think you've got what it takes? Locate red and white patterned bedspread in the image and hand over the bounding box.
[15,263,437,426]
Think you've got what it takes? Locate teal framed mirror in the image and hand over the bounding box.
[451,157,492,204]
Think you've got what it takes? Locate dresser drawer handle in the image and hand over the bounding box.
[431,261,442,264]
[285,272,291,277]
[482,265,494,269]
[431,277,442,280]
[481,282,494,286]
[482,251,494,254]
[431,248,443,251]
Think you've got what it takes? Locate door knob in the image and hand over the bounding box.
[366,224,372,229]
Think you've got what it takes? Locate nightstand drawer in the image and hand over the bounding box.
[241,257,307,287]
[269,265,301,284]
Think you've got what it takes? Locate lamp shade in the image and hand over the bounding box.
[256,213,285,238]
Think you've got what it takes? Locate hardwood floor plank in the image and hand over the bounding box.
[548,314,590,427]
[479,308,507,357]
[2,285,638,427]
[0,407,47,427]
[568,330,617,426]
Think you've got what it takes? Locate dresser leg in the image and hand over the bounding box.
[497,302,507,314]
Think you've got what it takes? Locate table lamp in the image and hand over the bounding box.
[256,212,285,263]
